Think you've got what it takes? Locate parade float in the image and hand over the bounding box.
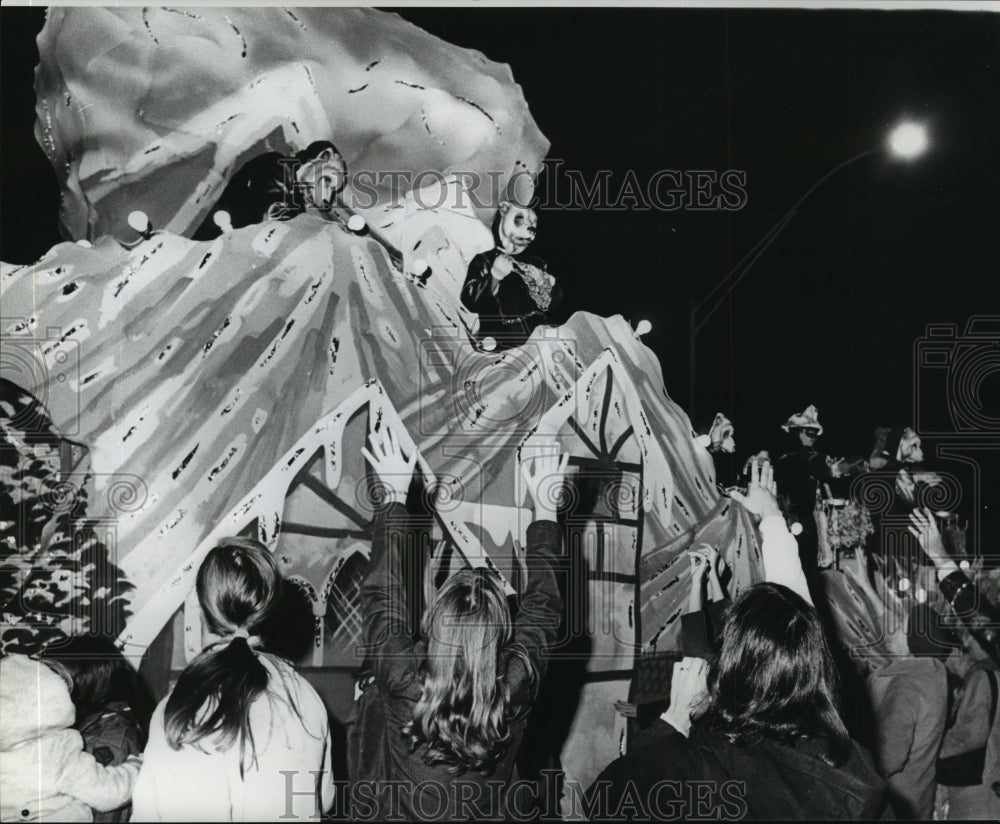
[1,7,767,804]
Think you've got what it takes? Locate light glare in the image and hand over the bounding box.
[888,122,928,159]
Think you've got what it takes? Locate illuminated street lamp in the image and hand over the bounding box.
[687,121,930,416]
[888,121,929,160]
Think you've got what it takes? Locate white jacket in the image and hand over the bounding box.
[0,655,140,822]
[131,654,335,822]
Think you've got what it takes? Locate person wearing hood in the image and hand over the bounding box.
[0,654,142,822]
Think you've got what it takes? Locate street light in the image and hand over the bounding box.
[888,121,929,160]
[686,121,929,417]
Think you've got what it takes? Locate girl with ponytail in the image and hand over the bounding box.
[357,423,566,821]
[131,539,335,821]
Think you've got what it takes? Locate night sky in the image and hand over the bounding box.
[2,6,998,475]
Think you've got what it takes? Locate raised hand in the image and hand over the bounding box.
[663,657,710,737]
[896,469,916,504]
[908,507,956,575]
[687,546,713,581]
[907,507,944,553]
[729,459,782,520]
[361,423,417,503]
[521,445,570,521]
[704,545,726,602]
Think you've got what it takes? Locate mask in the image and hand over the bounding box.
[709,412,735,453]
[295,147,346,211]
[495,201,538,255]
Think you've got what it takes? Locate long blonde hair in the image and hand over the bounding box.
[402,568,535,773]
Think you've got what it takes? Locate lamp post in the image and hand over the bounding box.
[687,121,929,419]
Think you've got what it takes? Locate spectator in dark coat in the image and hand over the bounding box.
[586,582,887,820]
[357,426,565,821]
[865,604,955,819]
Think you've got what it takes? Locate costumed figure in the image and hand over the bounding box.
[5,7,769,806]
[695,412,736,488]
[461,201,561,351]
[868,426,942,508]
[867,426,955,573]
[193,141,347,239]
[774,405,844,583]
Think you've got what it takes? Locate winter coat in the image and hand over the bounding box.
[940,663,1000,821]
[866,656,948,819]
[586,719,887,820]
[0,655,140,822]
[356,502,563,821]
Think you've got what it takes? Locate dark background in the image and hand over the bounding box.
[3,7,999,528]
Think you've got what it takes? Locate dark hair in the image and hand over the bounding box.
[163,538,280,775]
[295,140,339,162]
[402,568,536,774]
[42,635,154,737]
[706,583,851,766]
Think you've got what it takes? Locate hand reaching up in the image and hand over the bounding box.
[908,506,945,555]
[361,423,417,505]
[908,507,957,577]
[662,657,710,737]
[896,469,917,504]
[729,459,782,521]
[687,546,713,582]
[521,445,570,521]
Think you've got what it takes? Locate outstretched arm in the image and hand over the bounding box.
[731,460,812,605]
[682,547,722,658]
[910,507,1000,666]
[60,746,142,813]
[686,548,709,615]
[359,424,421,694]
[703,544,726,605]
[507,448,568,702]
